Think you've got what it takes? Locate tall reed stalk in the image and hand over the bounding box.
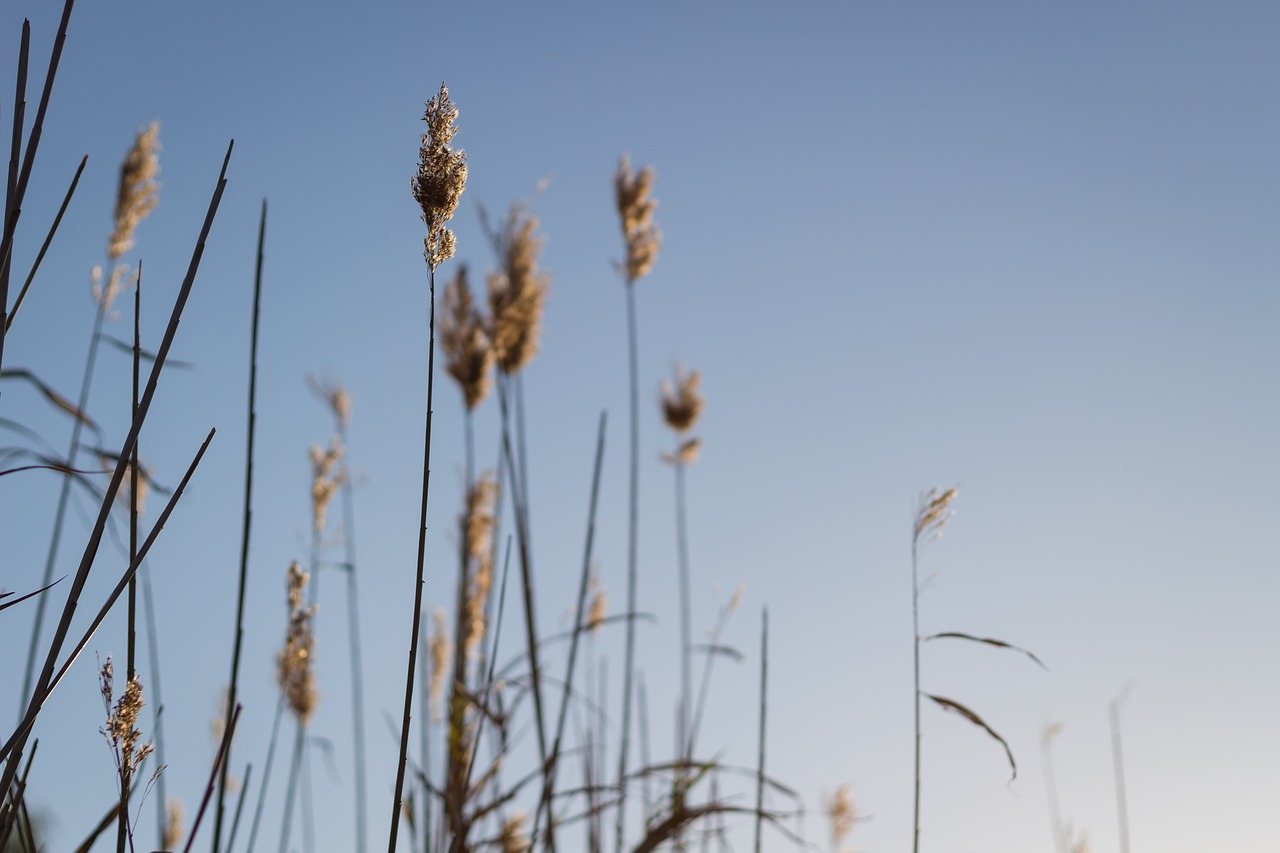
[214,197,266,853]
[390,83,467,853]
[612,154,660,853]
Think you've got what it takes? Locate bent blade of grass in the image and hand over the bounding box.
[926,694,1017,781]
[922,632,1046,669]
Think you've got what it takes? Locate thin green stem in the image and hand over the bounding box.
[753,607,768,853]
[616,278,640,853]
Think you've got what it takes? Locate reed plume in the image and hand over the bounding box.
[307,375,351,432]
[277,562,317,724]
[614,153,661,852]
[98,657,154,777]
[412,84,468,271]
[462,474,498,654]
[440,266,494,410]
[487,204,549,376]
[107,122,160,263]
[660,365,702,433]
[163,799,184,851]
[824,785,858,852]
[429,608,451,721]
[309,436,344,537]
[615,154,661,283]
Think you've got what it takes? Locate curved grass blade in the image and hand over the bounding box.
[0,368,99,431]
[0,577,63,614]
[923,632,1046,669]
[690,643,744,664]
[926,694,1017,781]
[101,335,193,368]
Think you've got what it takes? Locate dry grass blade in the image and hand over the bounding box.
[923,632,1047,669]
[0,577,64,614]
[926,694,1017,781]
[0,368,99,430]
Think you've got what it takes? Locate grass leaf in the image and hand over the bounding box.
[926,693,1017,781]
[923,631,1047,670]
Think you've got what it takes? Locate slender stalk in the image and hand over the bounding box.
[911,536,922,853]
[184,705,241,853]
[615,278,641,853]
[225,763,252,853]
[337,415,368,853]
[6,153,86,333]
[1041,731,1066,853]
[140,563,168,850]
[301,742,316,853]
[215,198,266,853]
[1110,700,1130,853]
[673,454,692,840]
[533,412,607,846]
[118,265,141,853]
[388,265,439,852]
[244,697,286,853]
[1,0,76,378]
[753,608,768,853]
[0,21,30,380]
[278,723,305,853]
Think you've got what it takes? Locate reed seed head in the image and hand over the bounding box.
[307,376,352,431]
[108,122,160,262]
[463,473,498,653]
[440,266,495,409]
[500,812,530,853]
[429,608,452,721]
[614,154,661,283]
[91,263,134,313]
[587,575,608,634]
[277,562,318,723]
[660,365,703,433]
[162,799,184,851]
[913,485,959,544]
[412,83,468,271]
[487,205,550,375]
[99,657,154,777]
[309,436,345,535]
[825,784,859,849]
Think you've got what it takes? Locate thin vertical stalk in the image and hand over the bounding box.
[140,563,168,850]
[674,455,692,825]
[911,537,921,853]
[533,412,607,846]
[225,763,252,853]
[1110,700,1130,853]
[117,266,141,853]
[388,265,439,852]
[215,199,266,853]
[278,723,305,853]
[753,607,768,853]
[615,278,640,853]
[1041,732,1066,853]
[244,697,285,853]
[337,416,368,853]
[5,154,86,334]
[0,22,29,379]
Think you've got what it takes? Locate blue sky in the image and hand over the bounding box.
[1,2,1277,852]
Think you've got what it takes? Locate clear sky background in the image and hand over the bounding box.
[1,2,1277,852]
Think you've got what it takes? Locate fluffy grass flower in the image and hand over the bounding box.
[614,154,660,283]
[277,562,318,723]
[412,84,467,270]
[487,205,550,375]
[660,365,703,433]
[440,266,494,409]
[107,122,160,262]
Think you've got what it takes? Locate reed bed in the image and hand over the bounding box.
[0,9,1060,853]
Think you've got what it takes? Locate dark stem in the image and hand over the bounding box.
[5,153,86,333]
[215,198,266,853]
[388,264,438,852]
[118,264,141,853]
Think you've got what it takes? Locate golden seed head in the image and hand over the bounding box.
[162,799,184,851]
[587,577,608,635]
[440,266,495,409]
[309,436,345,534]
[913,485,959,544]
[108,122,160,262]
[1042,722,1064,745]
[660,365,703,433]
[825,784,859,848]
[727,582,746,614]
[307,376,352,431]
[412,83,467,271]
[614,154,661,282]
[487,204,550,375]
[99,658,153,776]
[500,812,530,853]
[277,562,318,723]
[91,263,135,313]
[429,608,452,722]
[462,473,498,653]
[99,452,152,514]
